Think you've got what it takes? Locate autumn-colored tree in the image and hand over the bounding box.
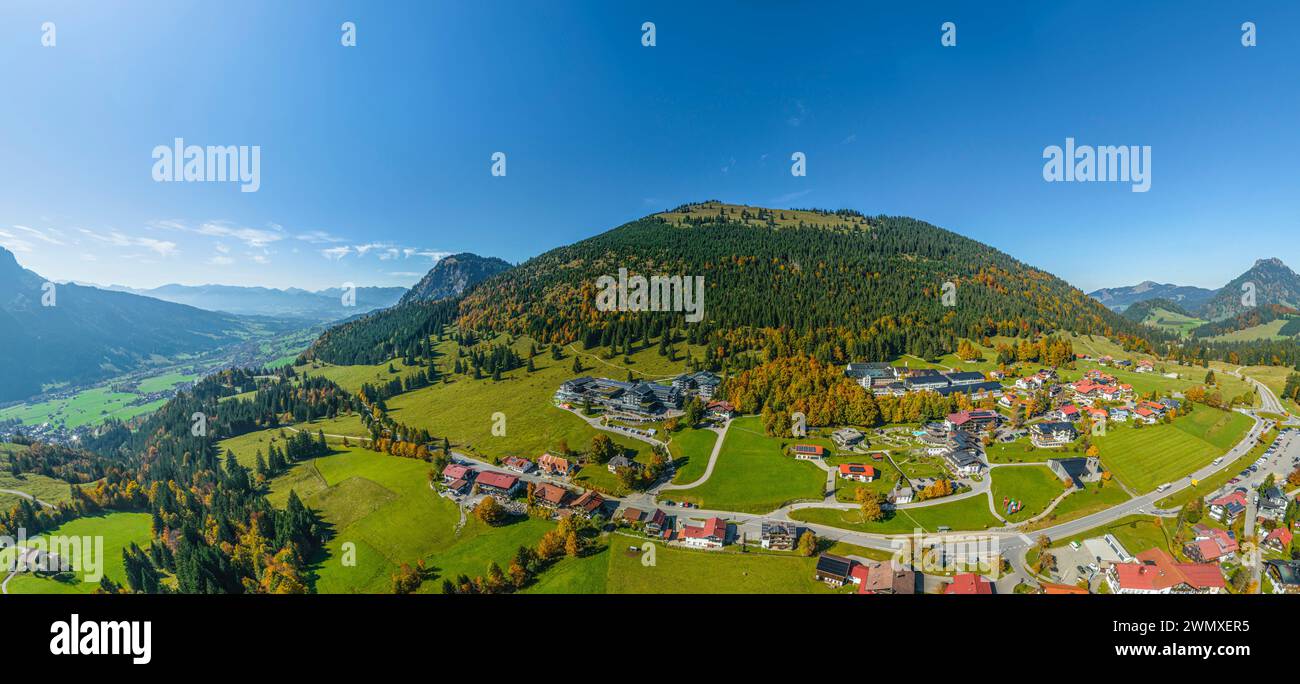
[858,489,885,522]
[565,530,582,557]
[796,530,817,557]
[476,496,505,525]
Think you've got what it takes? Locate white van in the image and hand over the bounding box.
[1212,457,1224,466]
[1156,483,1172,492]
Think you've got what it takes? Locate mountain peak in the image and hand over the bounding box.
[1252,257,1289,270]
[398,252,512,305]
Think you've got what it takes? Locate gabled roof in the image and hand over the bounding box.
[838,463,877,478]
[475,471,519,491]
[442,464,473,480]
[945,573,992,594]
[533,482,569,505]
[815,553,854,578]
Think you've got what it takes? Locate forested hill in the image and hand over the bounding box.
[447,201,1150,360]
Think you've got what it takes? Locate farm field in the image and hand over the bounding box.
[790,492,1002,534]
[0,386,167,429]
[1141,308,1206,336]
[3,512,153,594]
[1092,407,1251,493]
[989,465,1067,522]
[1156,423,1276,509]
[661,416,826,513]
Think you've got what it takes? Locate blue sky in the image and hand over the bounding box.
[0,1,1296,292]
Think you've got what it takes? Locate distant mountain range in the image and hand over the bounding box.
[0,247,260,403]
[1092,258,1300,336]
[106,283,407,321]
[1087,281,1217,313]
[398,252,512,306]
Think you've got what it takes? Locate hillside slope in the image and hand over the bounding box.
[452,202,1145,358]
[0,247,251,402]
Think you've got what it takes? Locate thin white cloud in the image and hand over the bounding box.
[321,246,352,260]
[296,230,346,244]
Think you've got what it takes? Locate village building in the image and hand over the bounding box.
[678,517,728,549]
[1048,457,1101,488]
[831,427,866,449]
[760,521,799,550]
[532,482,571,509]
[1029,422,1077,448]
[1208,489,1249,524]
[944,573,993,595]
[537,452,574,478]
[1106,548,1225,594]
[837,463,877,483]
[475,471,522,498]
[814,553,856,587]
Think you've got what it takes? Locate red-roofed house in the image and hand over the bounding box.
[791,444,826,460]
[837,463,877,483]
[441,463,474,484]
[538,452,574,477]
[679,517,728,549]
[1106,548,1225,594]
[945,573,993,595]
[1264,527,1294,553]
[532,482,571,508]
[1184,525,1238,563]
[475,471,521,497]
[571,490,607,518]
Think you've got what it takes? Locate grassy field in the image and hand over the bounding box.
[985,440,1050,464]
[0,386,167,429]
[1024,480,1130,531]
[1156,422,1275,508]
[662,416,826,513]
[216,413,371,468]
[1141,307,1207,336]
[250,438,560,593]
[375,336,680,485]
[989,465,1068,522]
[1092,408,1251,493]
[1203,318,1291,343]
[667,427,720,484]
[523,531,843,594]
[790,493,1002,534]
[3,512,153,594]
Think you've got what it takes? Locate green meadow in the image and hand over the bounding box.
[523,532,842,594]
[3,512,153,594]
[1092,407,1251,493]
[790,492,1002,534]
[667,427,720,484]
[989,465,1068,522]
[662,416,826,513]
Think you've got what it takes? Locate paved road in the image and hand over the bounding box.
[0,488,56,509]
